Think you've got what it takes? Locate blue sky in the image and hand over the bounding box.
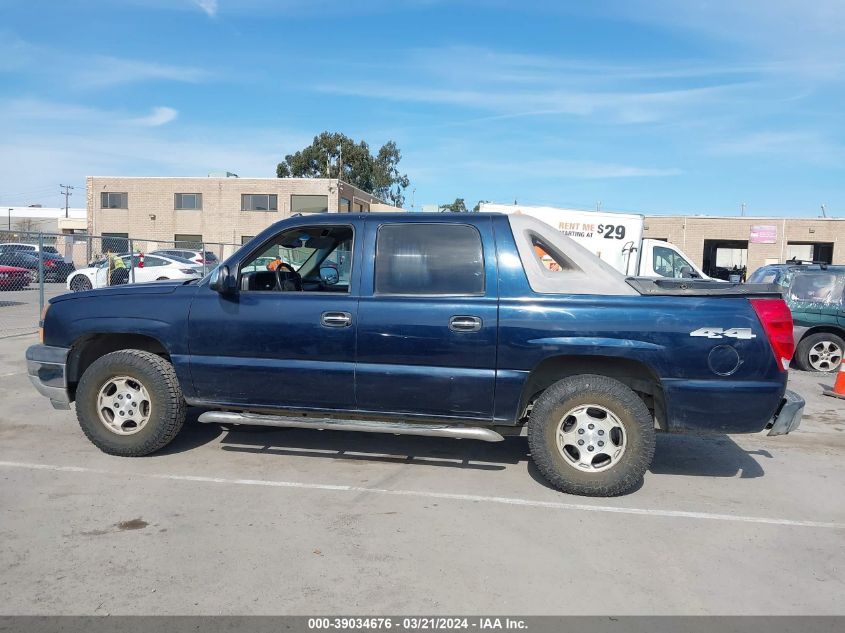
[2,0,844,216]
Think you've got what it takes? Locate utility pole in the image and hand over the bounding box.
[741,202,746,216]
[411,188,416,210]
[60,184,74,218]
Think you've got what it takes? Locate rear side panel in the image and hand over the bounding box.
[491,215,786,431]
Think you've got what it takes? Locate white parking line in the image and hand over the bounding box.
[1,459,843,530]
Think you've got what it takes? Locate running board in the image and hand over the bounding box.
[197,411,505,442]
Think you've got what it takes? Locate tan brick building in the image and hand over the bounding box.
[86,176,393,250]
[644,215,845,278]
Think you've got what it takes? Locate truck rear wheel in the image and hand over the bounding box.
[75,349,186,456]
[528,375,655,496]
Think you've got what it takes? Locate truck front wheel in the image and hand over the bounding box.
[528,375,655,496]
[75,349,186,456]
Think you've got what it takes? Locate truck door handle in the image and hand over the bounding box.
[321,311,352,327]
[449,315,482,332]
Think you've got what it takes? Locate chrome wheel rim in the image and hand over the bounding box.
[808,340,843,372]
[556,404,627,473]
[96,376,152,435]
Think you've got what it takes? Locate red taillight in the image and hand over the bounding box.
[750,298,795,371]
[195,257,204,263]
[44,259,56,268]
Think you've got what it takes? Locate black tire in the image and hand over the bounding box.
[75,350,186,456]
[528,375,655,496]
[794,332,844,373]
[70,275,93,292]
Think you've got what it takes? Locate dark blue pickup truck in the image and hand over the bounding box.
[26,213,804,495]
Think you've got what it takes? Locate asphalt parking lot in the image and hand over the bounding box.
[0,329,843,615]
[0,286,65,339]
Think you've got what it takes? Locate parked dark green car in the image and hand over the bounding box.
[748,264,845,372]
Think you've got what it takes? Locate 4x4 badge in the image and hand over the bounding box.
[690,327,756,340]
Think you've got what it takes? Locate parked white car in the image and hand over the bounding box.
[66,253,202,292]
[150,249,219,266]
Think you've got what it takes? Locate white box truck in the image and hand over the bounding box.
[479,203,712,279]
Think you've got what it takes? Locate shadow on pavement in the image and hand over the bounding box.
[649,432,769,479]
[217,426,528,472]
[161,409,771,484]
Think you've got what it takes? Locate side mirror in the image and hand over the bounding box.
[320,266,340,286]
[680,266,694,279]
[210,265,237,294]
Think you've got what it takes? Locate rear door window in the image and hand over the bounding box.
[144,256,169,268]
[375,224,484,295]
[789,272,843,305]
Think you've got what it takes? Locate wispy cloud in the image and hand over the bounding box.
[462,158,682,180]
[0,98,310,207]
[75,56,212,87]
[129,106,179,126]
[192,0,219,17]
[0,32,213,88]
[0,99,180,128]
[707,131,844,165]
[316,79,742,125]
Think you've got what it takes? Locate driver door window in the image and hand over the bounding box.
[653,245,694,278]
[238,225,353,293]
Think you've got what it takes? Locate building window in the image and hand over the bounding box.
[174,234,203,249]
[787,242,834,264]
[100,192,128,209]
[175,193,202,210]
[375,224,485,296]
[291,195,328,214]
[354,201,369,212]
[242,194,278,211]
[241,235,255,245]
[102,232,129,254]
[702,240,748,280]
[339,197,351,212]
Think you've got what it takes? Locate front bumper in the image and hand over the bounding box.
[766,389,804,436]
[25,344,71,410]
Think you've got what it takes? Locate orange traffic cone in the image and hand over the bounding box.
[823,363,845,400]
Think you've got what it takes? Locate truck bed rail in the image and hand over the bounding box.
[626,278,783,297]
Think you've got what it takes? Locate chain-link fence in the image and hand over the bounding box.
[0,230,239,338]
